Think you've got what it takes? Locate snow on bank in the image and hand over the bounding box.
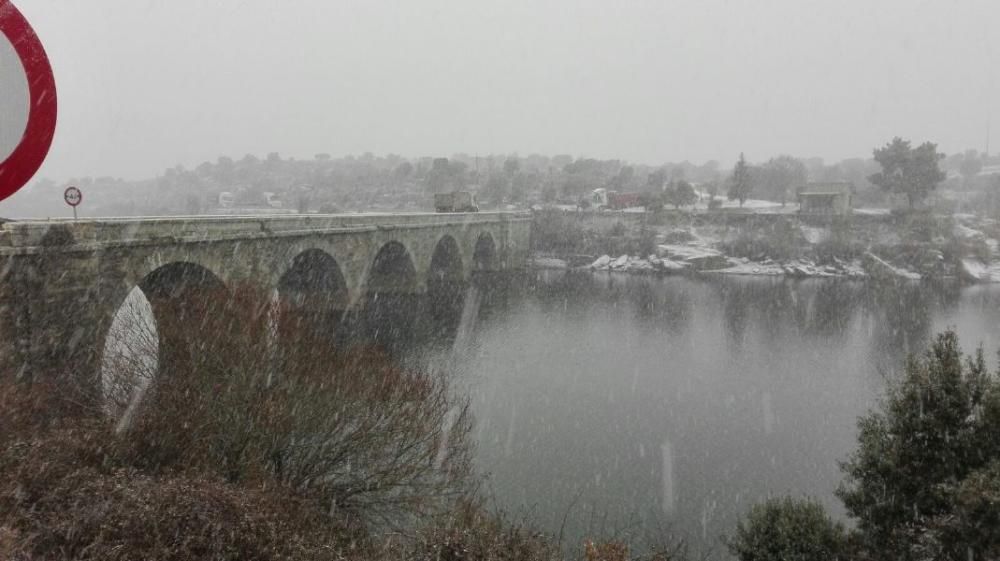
[861,252,921,281]
[531,257,569,269]
[590,254,688,273]
[853,208,891,216]
[692,191,784,211]
[799,225,828,244]
[954,223,986,241]
[657,244,722,261]
[586,253,867,279]
[707,257,866,278]
[959,259,1000,283]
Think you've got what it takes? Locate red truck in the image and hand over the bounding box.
[589,188,641,210]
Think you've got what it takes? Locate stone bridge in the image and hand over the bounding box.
[0,212,531,385]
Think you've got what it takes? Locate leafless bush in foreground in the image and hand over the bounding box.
[100,283,474,529]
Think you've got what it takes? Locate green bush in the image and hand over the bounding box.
[717,219,806,261]
[916,460,1000,559]
[810,238,864,263]
[531,210,589,254]
[941,235,992,267]
[726,496,847,561]
[900,211,951,243]
[837,330,1000,559]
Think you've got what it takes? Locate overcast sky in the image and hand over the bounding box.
[7,0,1000,181]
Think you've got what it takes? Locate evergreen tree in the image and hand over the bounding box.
[837,331,1000,559]
[868,137,946,209]
[727,496,847,561]
[666,179,697,209]
[728,152,752,207]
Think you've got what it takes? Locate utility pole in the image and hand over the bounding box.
[986,120,991,161]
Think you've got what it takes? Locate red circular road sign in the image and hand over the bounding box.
[63,185,80,207]
[0,1,57,202]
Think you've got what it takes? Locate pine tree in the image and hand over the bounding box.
[728,152,752,207]
[837,331,1000,559]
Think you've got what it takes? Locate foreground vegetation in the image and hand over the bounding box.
[3,276,1000,559]
[0,285,685,561]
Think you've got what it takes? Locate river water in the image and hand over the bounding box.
[432,271,1000,554]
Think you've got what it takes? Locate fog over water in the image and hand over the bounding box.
[431,272,1000,553]
[6,0,1000,185]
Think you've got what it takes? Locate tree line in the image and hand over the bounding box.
[7,140,997,218]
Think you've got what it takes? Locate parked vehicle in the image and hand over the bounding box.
[588,188,641,210]
[217,191,235,208]
[434,191,478,212]
[263,192,283,209]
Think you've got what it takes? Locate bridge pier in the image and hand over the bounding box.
[0,237,126,396]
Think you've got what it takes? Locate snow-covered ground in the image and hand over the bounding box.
[800,225,828,244]
[693,190,785,212]
[862,252,921,281]
[853,208,892,216]
[584,251,870,279]
[954,223,986,241]
[959,259,1000,283]
[656,244,722,261]
[531,257,569,269]
[589,254,688,273]
[535,209,1000,283]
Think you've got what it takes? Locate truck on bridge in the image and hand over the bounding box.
[434,191,478,213]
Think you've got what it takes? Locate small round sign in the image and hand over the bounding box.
[0,1,58,202]
[63,185,81,207]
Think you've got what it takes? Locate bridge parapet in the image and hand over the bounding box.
[0,212,530,254]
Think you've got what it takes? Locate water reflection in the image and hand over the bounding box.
[440,272,1000,555]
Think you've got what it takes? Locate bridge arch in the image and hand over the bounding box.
[429,234,464,282]
[366,240,418,293]
[100,261,228,423]
[137,261,228,308]
[277,249,349,343]
[356,240,419,352]
[426,234,468,344]
[473,232,498,271]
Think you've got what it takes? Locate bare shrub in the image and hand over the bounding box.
[584,540,629,561]
[0,378,82,447]
[382,500,562,561]
[0,425,356,561]
[102,283,474,528]
[2,282,694,561]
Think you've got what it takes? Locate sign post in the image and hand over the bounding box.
[0,1,57,202]
[63,185,80,219]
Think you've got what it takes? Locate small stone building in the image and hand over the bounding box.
[797,182,853,215]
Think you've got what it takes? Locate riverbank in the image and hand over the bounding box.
[530,208,1000,282]
[532,251,870,279]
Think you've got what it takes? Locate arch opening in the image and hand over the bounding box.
[277,249,349,344]
[100,261,227,429]
[429,235,464,283]
[426,235,467,345]
[356,241,419,353]
[100,286,158,431]
[368,241,417,292]
[473,232,498,272]
[139,262,228,387]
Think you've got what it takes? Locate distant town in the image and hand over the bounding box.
[3,144,999,219]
